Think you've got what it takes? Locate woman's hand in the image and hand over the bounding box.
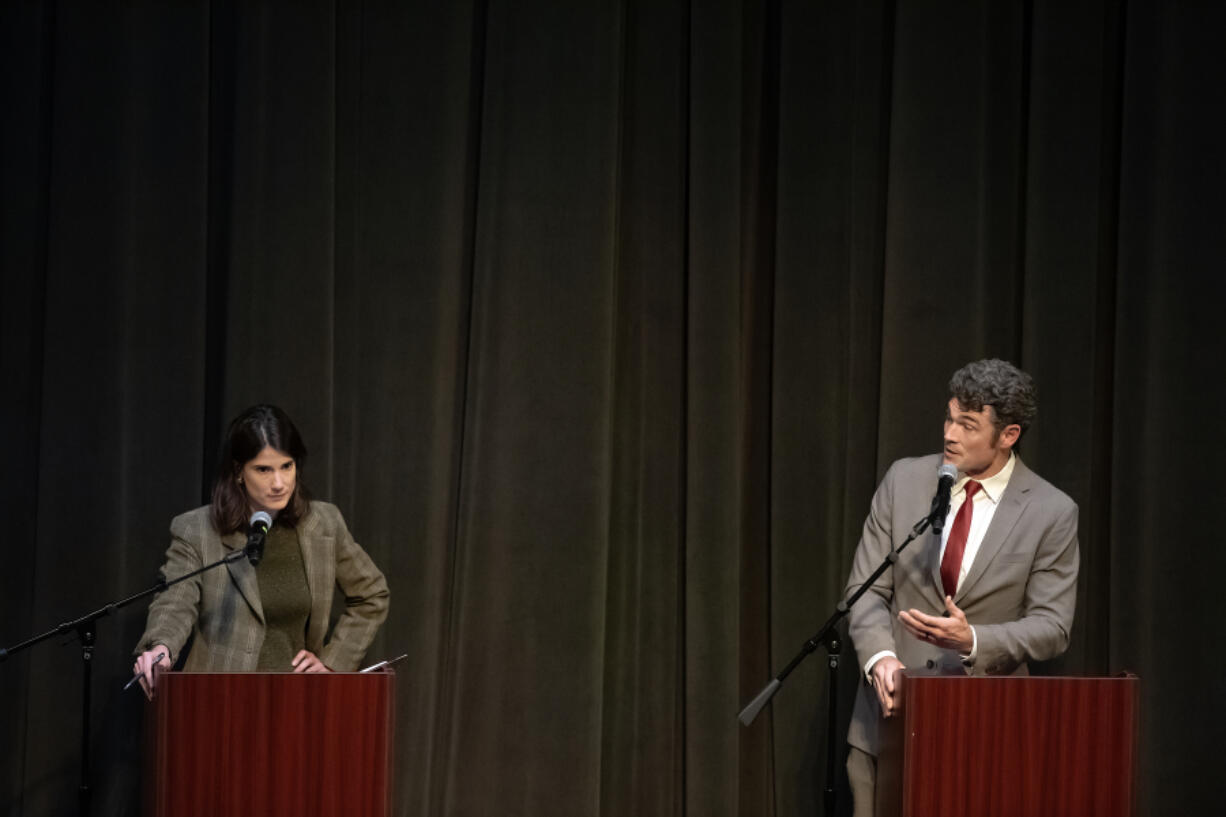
[133,645,172,700]
[291,649,331,673]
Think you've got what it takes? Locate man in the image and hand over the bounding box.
[843,359,1079,817]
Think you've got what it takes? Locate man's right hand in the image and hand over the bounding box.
[870,656,905,717]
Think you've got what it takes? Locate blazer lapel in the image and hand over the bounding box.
[297,509,322,604]
[929,527,948,599]
[295,504,336,652]
[222,529,265,625]
[955,458,1035,603]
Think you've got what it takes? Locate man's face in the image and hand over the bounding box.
[942,398,1016,478]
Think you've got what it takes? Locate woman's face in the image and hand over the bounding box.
[240,446,297,515]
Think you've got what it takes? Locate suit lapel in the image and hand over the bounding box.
[295,504,336,651]
[928,527,947,599]
[297,508,322,604]
[222,529,265,625]
[954,458,1035,603]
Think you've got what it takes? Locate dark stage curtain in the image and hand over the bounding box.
[1,1,1223,815]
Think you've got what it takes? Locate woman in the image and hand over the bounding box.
[132,405,389,697]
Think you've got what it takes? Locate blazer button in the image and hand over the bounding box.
[926,659,936,669]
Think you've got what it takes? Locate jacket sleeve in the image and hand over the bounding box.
[133,515,205,665]
[319,512,390,671]
[845,461,902,671]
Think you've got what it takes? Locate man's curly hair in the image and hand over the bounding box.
[948,359,1037,440]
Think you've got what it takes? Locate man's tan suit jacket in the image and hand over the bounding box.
[845,453,1079,755]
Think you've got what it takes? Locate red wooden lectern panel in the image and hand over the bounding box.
[146,672,395,817]
[876,672,1138,817]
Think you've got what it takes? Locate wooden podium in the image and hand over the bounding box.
[876,672,1138,817]
[145,672,395,817]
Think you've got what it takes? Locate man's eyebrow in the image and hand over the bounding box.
[947,406,981,426]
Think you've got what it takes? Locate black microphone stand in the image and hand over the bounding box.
[0,545,255,817]
[738,508,938,817]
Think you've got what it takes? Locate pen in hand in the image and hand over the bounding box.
[123,651,167,692]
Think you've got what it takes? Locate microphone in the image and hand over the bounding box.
[930,463,958,534]
[246,510,272,566]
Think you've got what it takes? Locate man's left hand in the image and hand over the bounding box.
[899,596,973,653]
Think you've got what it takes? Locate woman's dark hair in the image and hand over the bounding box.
[210,404,311,534]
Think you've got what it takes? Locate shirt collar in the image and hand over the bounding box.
[955,451,1016,504]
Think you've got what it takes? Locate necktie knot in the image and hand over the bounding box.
[964,480,982,500]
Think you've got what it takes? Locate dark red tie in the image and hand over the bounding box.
[940,480,982,598]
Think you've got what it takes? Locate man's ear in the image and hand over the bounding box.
[999,424,1021,451]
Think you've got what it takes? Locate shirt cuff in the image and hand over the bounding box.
[961,626,978,665]
[864,649,897,681]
